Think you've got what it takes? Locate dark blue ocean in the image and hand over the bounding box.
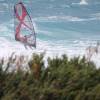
[0,0,100,66]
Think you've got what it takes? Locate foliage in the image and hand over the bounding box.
[0,53,100,100]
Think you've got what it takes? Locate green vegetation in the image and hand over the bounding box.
[0,53,100,100]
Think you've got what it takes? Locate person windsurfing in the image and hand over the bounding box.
[14,2,36,49]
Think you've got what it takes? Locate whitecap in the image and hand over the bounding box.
[79,0,88,5]
[34,15,99,22]
[72,0,88,6]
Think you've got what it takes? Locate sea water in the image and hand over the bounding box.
[0,0,100,67]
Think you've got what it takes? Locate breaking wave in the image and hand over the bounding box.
[72,0,88,6]
[34,15,100,22]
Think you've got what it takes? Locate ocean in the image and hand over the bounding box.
[0,0,100,66]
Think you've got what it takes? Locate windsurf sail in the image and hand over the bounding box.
[14,2,36,48]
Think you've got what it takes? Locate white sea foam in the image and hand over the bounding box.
[34,16,85,22]
[34,15,100,22]
[72,0,88,6]
[0,19,100,68]
[0,36,100,67]
[0,2,9,13]
[91,13,100,20]
[60,4,70,8]
[79,0,88,5]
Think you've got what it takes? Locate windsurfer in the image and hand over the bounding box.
[14,2,36,49]
[22,35,33,49]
